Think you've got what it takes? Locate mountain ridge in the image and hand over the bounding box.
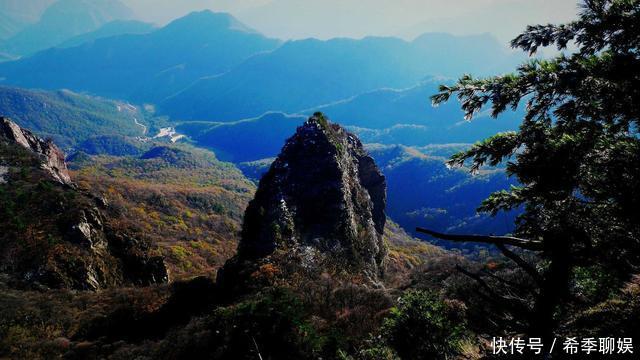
[2,0,136,56]
[0,10,281,102]
[160,33,522,121]
[0,86,153,149]
[56,19,156,48]
[0,0,55,39]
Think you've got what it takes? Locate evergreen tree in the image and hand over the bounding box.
[420,0,640,342]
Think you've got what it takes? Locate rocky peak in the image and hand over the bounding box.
[0,117,72,185]
[0,118,168,290]
[219,113,387,293]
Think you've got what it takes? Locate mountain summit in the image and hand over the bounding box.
[2,0,135,56]
[0,10,281,102]
[218,113,388,295]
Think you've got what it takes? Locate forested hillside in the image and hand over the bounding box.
[0,86,151,149]
[71,145,255,279]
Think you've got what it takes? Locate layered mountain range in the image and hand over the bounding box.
[1,3,638,359]
[0,10,524,257]
[0,6,524,247]
[0,9,523,122]
[0,11,282,102]
[0,83,518,245]
[1,0,135,56]
[0,0,55,40]
[160,33,522,121]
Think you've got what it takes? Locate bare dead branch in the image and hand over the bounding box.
[480,269,537,295]
[496,243,543,285]
[456,265,532,315]
[416,227,543,251]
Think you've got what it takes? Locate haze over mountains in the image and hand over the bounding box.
[0,8,523,123]
[0,0,55,39]
[0,1,525,245]
[56,19,156,49]
[161,32,521,121]
[120,0,578,44]
[0,11,281,102]
[4,3,639,359]
[1,0,135,56]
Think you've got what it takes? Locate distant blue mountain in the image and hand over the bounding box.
[1,0,135,56]
[177,112,306,162]
[0,13,523,125]
[177,97,522,163]
[0,10,282,102]
[307,80,523,144]
[0,0,55,39]
[367,144,518,242]
[56,20,156,48]
[176,80,523,157]
[161,33,523,121]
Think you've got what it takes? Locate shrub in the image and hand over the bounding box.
[381,290,468,359]
[153,288,321,359]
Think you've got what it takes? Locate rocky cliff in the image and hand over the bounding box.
[0,117,168,290]
[218,113,388,294]
[1,117,71,185]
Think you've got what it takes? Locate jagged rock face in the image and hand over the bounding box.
[219,114,387,293]
[1,117,71,185]
[0,117,169,290]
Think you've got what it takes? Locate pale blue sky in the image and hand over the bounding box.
[123,0,580,43]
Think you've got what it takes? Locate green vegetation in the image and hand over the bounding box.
[427,0,640,342]
[0,86,160,149]
[0,276,169,359]
[381,290,468,359]
[77,135,149,156]
[0,143,90,280]
[3,2,640,358]
[314,111,329,129]
[71,145,255,279]
[175,289,319,359]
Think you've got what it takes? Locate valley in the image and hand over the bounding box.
[1,1,638,359]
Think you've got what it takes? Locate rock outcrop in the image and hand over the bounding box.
[0,117,168,290]
[1,117,72,185]
[218,113,388,295]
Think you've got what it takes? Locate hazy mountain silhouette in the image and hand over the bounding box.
[2,0,135,56]
[161,33,522,121]
[0,0,55,39]
[57,19,156,48]
[306,80,523,144]
[0,11,281,102]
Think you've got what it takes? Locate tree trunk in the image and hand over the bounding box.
[529,232,571,350]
